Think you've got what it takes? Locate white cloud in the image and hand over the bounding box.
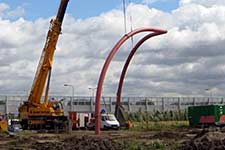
[0,3,25,19]
[142,0,158,4]
[7,6,25,19]
[142,0,166,5]
[0,3,9,12]
[180,0,225,7]
[0,2,225,97]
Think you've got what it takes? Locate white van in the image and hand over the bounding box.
[101,113,120,130]
[87,113,120,130]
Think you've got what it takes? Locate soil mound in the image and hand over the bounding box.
[153,131,186,140]
[181,130,225,150]
[33,135,123,150]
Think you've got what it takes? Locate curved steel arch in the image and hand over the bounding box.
[116,31,167,108]
[95,27,167,135]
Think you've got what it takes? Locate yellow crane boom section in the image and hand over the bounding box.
[28,0,69,106]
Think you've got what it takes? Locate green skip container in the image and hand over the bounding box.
[188,104,225,126]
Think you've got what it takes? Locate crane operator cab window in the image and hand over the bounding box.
[0,115,3,121]
[52,102,63,111]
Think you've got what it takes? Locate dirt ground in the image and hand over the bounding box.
[0,127,225,150]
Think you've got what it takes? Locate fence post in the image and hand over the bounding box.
[70,97,73,112]
[178,97,181,111]
[5,96,8,114]
[128,98,131,112]
[162,97,165,111]
[90,96,93,112]
[193,97,196,106]
[109,97,112,113]
[145,98,148,112]
[221,98,223,104]
[207,97,210,105]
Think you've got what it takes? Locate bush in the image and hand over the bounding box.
[127,110,188,122]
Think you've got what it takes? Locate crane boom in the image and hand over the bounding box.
[19,0,70,131]
[28,0,69,105]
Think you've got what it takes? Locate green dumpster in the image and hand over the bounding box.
[188,105,225,126]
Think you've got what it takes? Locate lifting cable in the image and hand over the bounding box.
[122,0,127,34]
[128,0,134,48]
[122,0,134,47]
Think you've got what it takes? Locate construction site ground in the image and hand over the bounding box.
[1,121,225,150]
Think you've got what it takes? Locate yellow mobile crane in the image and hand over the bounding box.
[19,0,69,130]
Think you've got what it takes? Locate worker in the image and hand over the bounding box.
[127,120,133,129]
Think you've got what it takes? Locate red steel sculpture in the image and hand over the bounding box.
[95,27,167,135]
[115,32,167,124]
[116,31,167,108]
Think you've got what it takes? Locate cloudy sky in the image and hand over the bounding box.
[0,0,224,97]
